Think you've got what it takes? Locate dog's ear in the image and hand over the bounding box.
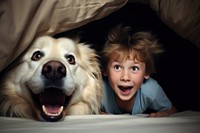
[66,31,81,44]
[77,43,103,105]
[77,43,101,80]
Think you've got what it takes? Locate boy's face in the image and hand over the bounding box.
[105,58,149,101]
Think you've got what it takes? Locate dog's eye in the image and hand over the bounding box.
[66,54,75,65]
[31,51,44,61]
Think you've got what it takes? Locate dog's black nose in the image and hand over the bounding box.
[42,61,66,80]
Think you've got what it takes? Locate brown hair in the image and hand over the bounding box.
[102,25,164,75]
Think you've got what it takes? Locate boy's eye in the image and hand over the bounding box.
[114,65,121,70]
[131,66,139,71]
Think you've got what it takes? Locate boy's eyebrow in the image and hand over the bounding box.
[111,59,143,64]
[110,58,119,61]
[133,60,141,63]
[111,60,120,63]
[133,60,145,65]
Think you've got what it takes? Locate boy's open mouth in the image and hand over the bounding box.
[118,85,133,93]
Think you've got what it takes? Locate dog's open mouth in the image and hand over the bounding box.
[32,87,71,122]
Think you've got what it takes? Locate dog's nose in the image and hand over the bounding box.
[42,61,66,80]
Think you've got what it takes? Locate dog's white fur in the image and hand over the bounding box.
[0,36,103,121]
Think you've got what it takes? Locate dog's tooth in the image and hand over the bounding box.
[42,105,47,114]
[59,106,64,114]
[42,105,63,116]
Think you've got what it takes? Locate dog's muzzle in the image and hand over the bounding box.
[31,61,72,122]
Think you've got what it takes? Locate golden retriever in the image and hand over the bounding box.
[0,36,103,122]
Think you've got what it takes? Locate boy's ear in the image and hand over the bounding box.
[144,75,150,79]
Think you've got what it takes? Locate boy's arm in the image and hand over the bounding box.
[148,106,177,117]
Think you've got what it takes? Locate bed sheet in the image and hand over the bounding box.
[0,110,199,133]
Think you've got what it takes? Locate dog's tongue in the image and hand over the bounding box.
[43,105,63,114]
[42,105,64,117]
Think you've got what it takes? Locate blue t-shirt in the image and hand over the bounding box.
[102,77,172,114]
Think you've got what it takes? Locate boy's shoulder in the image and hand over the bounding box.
[141,77,162,96]
[142,77,159,87]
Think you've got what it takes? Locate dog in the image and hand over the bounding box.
[0,36,103,122]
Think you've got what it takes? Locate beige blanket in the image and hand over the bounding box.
[0,0,127,72]
[150,0,200,49]
[1,0,199,72]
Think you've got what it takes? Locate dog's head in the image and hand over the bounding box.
[0,36,102,122]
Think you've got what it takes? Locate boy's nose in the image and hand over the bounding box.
[120,71,130,82]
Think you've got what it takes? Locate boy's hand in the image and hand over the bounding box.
[148,106,177,117]
[149,112,169,117]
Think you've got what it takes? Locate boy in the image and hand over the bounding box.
[101,25,177,117]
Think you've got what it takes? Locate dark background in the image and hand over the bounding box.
[55,3,200,112]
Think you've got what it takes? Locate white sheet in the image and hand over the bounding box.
[0,111,199,133]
